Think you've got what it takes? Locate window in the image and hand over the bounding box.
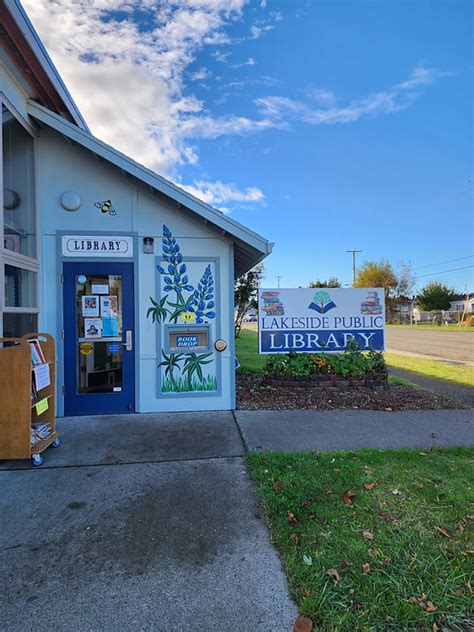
[0,100,38,339]
[3,106,36,258]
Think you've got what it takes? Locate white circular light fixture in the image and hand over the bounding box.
[60,191,82,211]
[4,188,20,210]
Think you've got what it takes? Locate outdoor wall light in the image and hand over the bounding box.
[4,188,20,210]
[60,191,82,211]
[143,237,154,254]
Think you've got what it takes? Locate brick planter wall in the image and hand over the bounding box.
[262,372,388,390]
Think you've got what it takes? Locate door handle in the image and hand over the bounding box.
[125,330,133,352]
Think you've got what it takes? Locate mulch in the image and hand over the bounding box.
[236,374,464,411]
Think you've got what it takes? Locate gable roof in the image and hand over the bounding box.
[28,101,273,276]
[1,0,89,130]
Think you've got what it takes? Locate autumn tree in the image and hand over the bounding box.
[416,282,457,311]
[309,277,341,288]
[234,264,264,338]
[354,260,399,313]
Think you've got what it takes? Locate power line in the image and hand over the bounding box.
[414,254,474,271]
[416,265,474,279]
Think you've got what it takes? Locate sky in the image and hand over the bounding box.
[23,0,473,292]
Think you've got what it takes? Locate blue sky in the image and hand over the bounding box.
[25,0,473,292]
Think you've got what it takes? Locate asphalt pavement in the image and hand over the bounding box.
[386,327,474,364]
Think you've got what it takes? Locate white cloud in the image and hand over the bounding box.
[255,64,445,126]
[212,50,231,63]
[22,0,250,178]
[232,56,256,68]
[190,67,212,81]
[181,179,265,211]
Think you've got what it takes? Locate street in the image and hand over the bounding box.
[386,328,474,364]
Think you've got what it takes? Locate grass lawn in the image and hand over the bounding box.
[387,324,473,332]
[248,447,473,631]
[385,353,474,388]
[235,327,265,373]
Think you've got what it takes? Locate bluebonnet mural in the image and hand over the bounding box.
[147,224,217,393]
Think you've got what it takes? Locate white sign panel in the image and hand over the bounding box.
[33,363,51,391]
[62,236,133,257]
[259,288,385,354]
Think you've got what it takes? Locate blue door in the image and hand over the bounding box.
[63,262,135,415]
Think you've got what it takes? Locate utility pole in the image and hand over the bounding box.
[346,249,362,286]
[275,275,283,288]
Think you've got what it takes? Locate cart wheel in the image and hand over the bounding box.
[51,438,61,448]
[31,454,43,467]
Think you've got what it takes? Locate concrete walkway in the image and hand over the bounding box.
[0,412,297,631]
[388,367,474,407]
[1,409,472,630]
[234,409,473,453]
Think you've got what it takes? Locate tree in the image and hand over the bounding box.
[354,259,399,310]
[309,277,341,288]
[416,282,457,311]
[234,264,264,338]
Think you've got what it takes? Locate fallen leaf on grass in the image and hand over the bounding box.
[364,482,377,490]
[419,452,428,456]
[339,560,351,569]
[408,593,436,612]
[362,562,371,574]
[273,481,283,492]
[435,526,451,538]
[379,511,397,521]
[293,616,313,632]
[302,588,316,597]
[362,530,374,541]
[416,483,424,489]
[341,491,358,505]
[303,554,313,566]
[290,532,300,545]
[301,499,312,507]
[432,624,439,632]
[326,568,341,582]
[288,511,299,525]
[369,548,382,557]
[467,580,473,595]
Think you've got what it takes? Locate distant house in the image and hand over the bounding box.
[449,298,474,313]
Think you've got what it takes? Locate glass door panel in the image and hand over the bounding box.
[75,274,123,394]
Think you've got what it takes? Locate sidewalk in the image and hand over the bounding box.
[388,367,474,407]
[234,408,473,453]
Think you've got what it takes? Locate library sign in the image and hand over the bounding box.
[62,235,133,257]
[258,287,385,354]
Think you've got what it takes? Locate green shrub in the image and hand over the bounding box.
[264,341,386,379]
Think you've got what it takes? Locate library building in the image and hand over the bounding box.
[0,0,271,464]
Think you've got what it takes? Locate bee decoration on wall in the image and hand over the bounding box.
[94,199,116,216]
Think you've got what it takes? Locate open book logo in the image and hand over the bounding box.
[308,290,336,314]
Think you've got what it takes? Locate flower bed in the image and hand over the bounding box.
[262,343,388,389]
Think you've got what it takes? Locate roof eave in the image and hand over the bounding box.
[27,101,272,275]
[3,0,89,131]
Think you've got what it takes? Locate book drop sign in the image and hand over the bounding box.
[258,288,385,354]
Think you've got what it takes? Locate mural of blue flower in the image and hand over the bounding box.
[156,224,195,293]
[190,264,216,323]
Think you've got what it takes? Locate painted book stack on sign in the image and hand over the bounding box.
[258,288,385,354]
